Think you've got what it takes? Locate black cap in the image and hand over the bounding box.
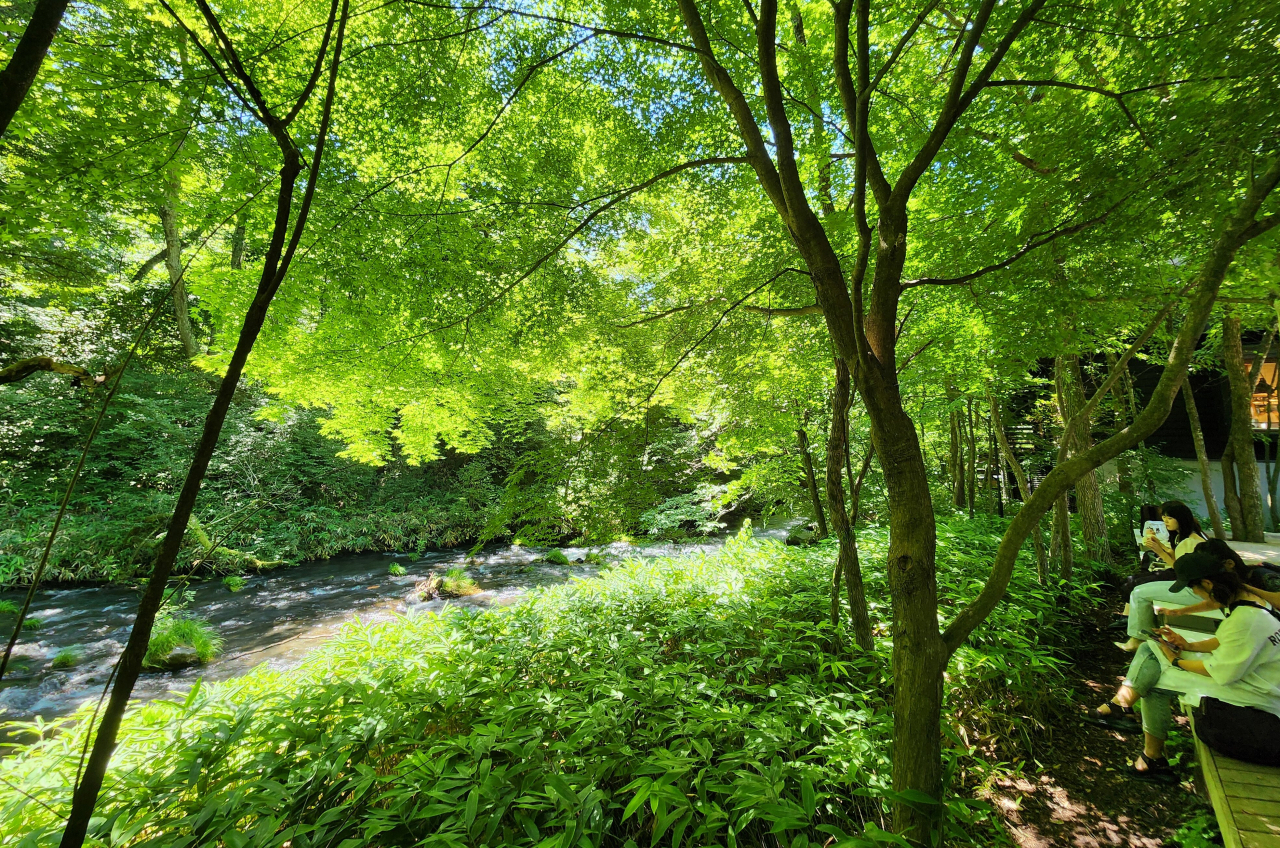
[1169,550,1227,593]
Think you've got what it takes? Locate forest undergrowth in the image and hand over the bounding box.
[1,516,1094,848]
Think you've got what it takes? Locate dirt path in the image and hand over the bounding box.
[985,594,1215,847]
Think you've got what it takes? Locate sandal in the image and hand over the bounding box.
[1131,753,1179,785]
[1083,701,1141,733]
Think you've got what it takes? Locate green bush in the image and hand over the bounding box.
[50,647,81,669]
[141,596,224,670]
[221,575,247,593]
[541,548,571,565]
[20,617,40,631]
[388,563,407,577]
[440,566,480,597]
[0,600,19,616]
[0,516,1090,847]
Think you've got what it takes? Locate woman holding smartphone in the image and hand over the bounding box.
[1116,500,1207,652]
[1086,550,1280,780]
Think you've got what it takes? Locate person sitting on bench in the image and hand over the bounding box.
[1116,500,1207,652]
[1086,550,1280,780]
[1157,538,1280,619]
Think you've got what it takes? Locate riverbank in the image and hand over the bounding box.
[2,516,1124,846]
[0,524,788,726]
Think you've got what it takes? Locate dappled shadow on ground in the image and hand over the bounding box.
[981,592,1212,847]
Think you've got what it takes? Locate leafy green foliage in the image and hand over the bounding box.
[388,563,407,577]
[141,593,222,670]
[541,549,571,566]
[50,648,81,670]
[440,567,480,597]
[1,518,1092,846]
[221,575,246,593]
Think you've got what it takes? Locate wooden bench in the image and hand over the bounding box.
[1153,606,1280,845]
[1190,710,1280,848]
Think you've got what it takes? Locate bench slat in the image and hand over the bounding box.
[1242,831,1280,848]
[1223,781,1280,803]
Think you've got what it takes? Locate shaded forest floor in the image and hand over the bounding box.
[984,589,1217,847]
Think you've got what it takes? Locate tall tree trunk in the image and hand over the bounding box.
[1056,354,1113,565]
[1184,381,1227,538]
[1221,311,1269,542]
[1106,353,1136,542]
[825,358,873,649]
[991,396,1048,582]
[230,210,247,269]
[965,398,977,517]
[0,0,70,139]
[58,0,349,840]
[797,427,829,537]
[947,385,966,508]
[1223,438,1244,537]
[159,188,199,359]
[1053,493,1074,581]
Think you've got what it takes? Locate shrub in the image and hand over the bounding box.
[440,567,480,597]
[141,593,223,670]
[20,617,40,631]
[50,648,81,669]
[0,600,19,615]
[388,563,407,577]
[0,517,1090,847]
[222,575,247,593]
[541,548,571,565]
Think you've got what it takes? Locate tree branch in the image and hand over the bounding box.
[0,356,95,386]
[903,196,1126,288]
[677,0,788,217]
[941,152,1280,657]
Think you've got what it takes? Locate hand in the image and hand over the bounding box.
[1143,536,1164,552]
[1156,627,1189,650]
[1156,637,1182,662]
[1154,606,1183,618]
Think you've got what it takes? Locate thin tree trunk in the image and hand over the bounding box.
[1056,354,1113,565]
[159,191,199,359]
[1221,311,1272,541]
[797,427,829,537]
[1223,438,1243,537]
[947,384,965,508]
[0,0,70,139]
[230,211,247,269]
[990,395,1047,582]
[1054,493,1074,581]
[58,0,349,841]
[1106,353,1136,541]
[825,358,873,649]
[1184,381,1226,538]
[965,398,977,517]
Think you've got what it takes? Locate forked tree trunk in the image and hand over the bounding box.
[678,0,1279,839]
[1184,382,1226,538]
[1221,311,1269,541]
[797,427,829,537]
[825,358,873,649]
[991,395,1048,582]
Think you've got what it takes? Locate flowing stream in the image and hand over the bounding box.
[0,520,794,728]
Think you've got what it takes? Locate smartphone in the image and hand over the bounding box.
[1140,628,1163,640]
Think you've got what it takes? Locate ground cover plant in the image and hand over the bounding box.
[0,518,1093,847]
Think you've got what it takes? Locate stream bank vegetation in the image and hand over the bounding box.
[0,521,1090,847]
